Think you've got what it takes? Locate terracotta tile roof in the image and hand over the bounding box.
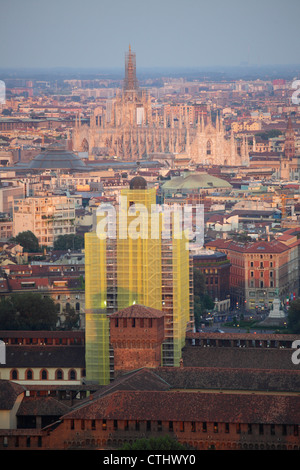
[206,239,289,254]
[110,304,164,318]
[0,346,85,368]
[17,397,70,416]
[155,367,300,393]
[0,330,84,339]
[62,390,300,425]
[182,345,300,371]
[0,379,25,409]
[91,368,170,400]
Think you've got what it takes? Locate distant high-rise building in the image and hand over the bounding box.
[85,176,193,384]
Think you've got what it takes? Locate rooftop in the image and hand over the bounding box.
[17,143,88,171]
[162,171,232,192]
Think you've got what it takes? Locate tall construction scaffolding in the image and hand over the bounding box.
[84,180,193,384]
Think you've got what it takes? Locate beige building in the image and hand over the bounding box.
[0,185,24,216]
[13,196,76,247]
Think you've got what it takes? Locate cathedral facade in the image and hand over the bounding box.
[72,47,249,167]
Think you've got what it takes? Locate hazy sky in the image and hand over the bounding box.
[0,0,299,70]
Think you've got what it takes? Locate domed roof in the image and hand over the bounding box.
[162,172,232,192]
[28,143,87,170]
[129,175,147,190]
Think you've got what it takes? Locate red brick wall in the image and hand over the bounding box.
[4,417,297,450]
[110,316,165,371]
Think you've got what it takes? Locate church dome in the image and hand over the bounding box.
[162,171,232,193]
[28,143,87,170]
[129,175,147,190]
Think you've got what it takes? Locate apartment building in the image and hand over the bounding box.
[206,237,299,310]
[13,196,76,247]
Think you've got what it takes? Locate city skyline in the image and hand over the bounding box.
[0,0,300,70]
[1,0,300,453]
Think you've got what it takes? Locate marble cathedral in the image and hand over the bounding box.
[72,46,249,166]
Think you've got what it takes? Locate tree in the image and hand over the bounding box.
[14,231,40,252]
[0,298,19,329]
[193,268,214,329]
[62,304,80,330]
[0,293,58,330]
[54,234,84,251]
[120,435,190,450]
[287,299,300,333]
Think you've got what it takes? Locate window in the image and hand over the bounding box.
[179,421,185,432]
[26,369,33,380]
[11,369,18,380]
[206,140,212,155]
[236,423,241,434]
[92,420,96,430]
[225,423,229,433]
[56,369,63,380]
[41,369,48,380]
[202,422,207,433]
[282,425,287,436]
[248,423,252,434]
[259,424,264,435]
[214,422,218,433]
[271,424,275,435]
[102,420,107,431]
[69,369,76,381]
[169,421,173,432]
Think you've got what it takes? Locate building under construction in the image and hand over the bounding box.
[84,176,194,384]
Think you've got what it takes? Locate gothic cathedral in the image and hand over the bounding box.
[72,46,249,167]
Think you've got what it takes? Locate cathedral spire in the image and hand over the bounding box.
[124,45,138,92]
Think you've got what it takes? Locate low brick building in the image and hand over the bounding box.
[0,365,300,450]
